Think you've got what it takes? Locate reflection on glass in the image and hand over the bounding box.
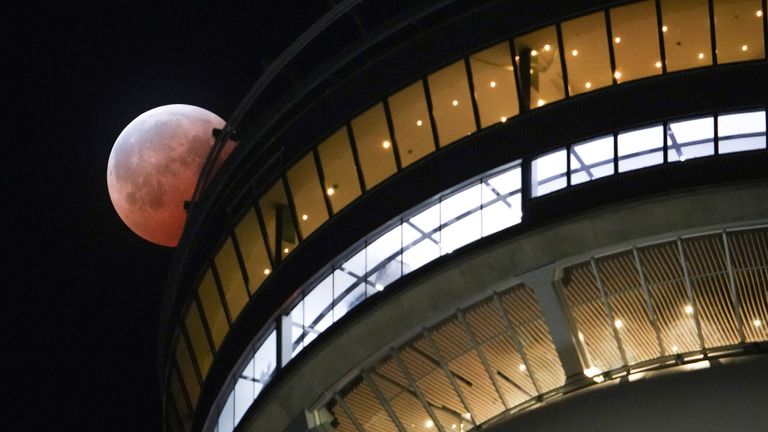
[515,26,565,109]
[289,299,304,357]
[287,153,328,239]
[198,268,228,349]
[366,226,402,294]
[718,110,767,153]
[218,391,234,432]
[618,125,664,172]
[531,149,567,196]
[234,209,272,292]
[481,167,522,236]
[570,136,614,185]
[666,116,714,161]
[215,237,249,319]
[470,42,519,127]
[334,249,366,321]
[351,103,398,188]
[428,60,477,146]
[258,180,298,261]
[388,81,436,167]
[184,300,213,379]
[441,185,481,254]
[610,1,662,81]
[317,128,361,213]
[303,275,333,346]
[562,12,612,93]
[403,205,440,275]
[175,335,201,408]
[234,375,253,426]
[714,0,765,63]
[661,0,712,71]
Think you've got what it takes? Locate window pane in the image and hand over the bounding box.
[366,225,402,292]
[215,237,249,319]
[531,148,567,196]
[482,166,523,236]
[515,26,565,109]
[562,12,612,94]
[290,300,304,357]
[333,266,365,322]
[303,274,333,346]
[198,268,228,350]
[714,0,765,63]
[287,152,328,238]
[351,103,398,188]
[667,116,714,162]
[570,136,615,185]
[661,0,712,71]
[317,128,361,213]
[253,329,277,394]
[718,110,767,153]
[218,390,234,432]
[175,336,200,408]
[170,367,193,427]
[470,42,519,127]
[258,180,299,260]
[388,81,436,167]
[234,209,272,292]
[618,125,664,172]
[234,376,254,425]
[441,184,482,254]
[428,60,477,146]
[403,204,440,274]
[184,300,213,379]
[610,0,662,81]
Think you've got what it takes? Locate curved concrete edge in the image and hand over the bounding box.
[241,180,768,432]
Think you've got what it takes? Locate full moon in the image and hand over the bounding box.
[107,104,234,247]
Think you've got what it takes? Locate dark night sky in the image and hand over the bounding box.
[7,1,326,430]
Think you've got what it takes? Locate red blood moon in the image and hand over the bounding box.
[107,104,234,247]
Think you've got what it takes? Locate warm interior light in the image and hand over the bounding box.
[263,268,271,275]
[531,49,538,57]
[416,119,423,126]
[585,81,592,89]
[375,283,384,291]
[452,99,459,106]
[684,304,694,315]
[671,345,679,353]
[583,366,602,378]
[500,116,507,122]
[614,36,621,44]
[593,375,606,383]
[628,371,646,382]
[425,419,434,428]
[757,10,763,17]
[537,98,545,107]
[544,44,552,51]
[686,360,711,371]
[698,52,705,59]
[680,155,687,161]
[614,318,624,329]
[382,140,391,149]
[614,70,622,79]
[754,319,763,327]
[571,49,579,56]
[283,247,289,254]
[518,363,527,372]
[462,413,472,420]
[489,80,497,88]
[742,44,749,52]
[451,425,457,430]
[578,331,585,342]
[326,187,335,196]
[662,25,668,32]
[655,61,662,68]
[302,214,308,221]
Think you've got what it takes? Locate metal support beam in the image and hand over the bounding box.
[333,394,366,432]
[362,371,407,432]
[457,310,510,410]
[492,293,543,396]
[424,331,477,427]
[633,247,666,357]
[722,231,746,343]
[591,259,629,366]
[677,239,707,350]
[392,351,446,432]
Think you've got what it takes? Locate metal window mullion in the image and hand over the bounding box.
[229,231,252,295]
[708,0,718,64]
[464,56,483,131]
[422,77,442,150]
[590,259,629,366]
[714,112,720,155]
[655,0,668,74]
[633,247,666,356]
[722,231,746,343]
[180,324,205,389]
[334,394,366,432]
[392,351,446,432]
[362,371,407,432]
[382,98,403,171]
[604,9,618,84]
[171,361,195,423]
[492,294,543,396]
[281,173,304,242]
[346,123,368,193]
[677,239,707,350]
[556,23,570,98]
[424,331,477,426]
[254,203,276,269]
[663,120,670,163]
[209,263,233,327]
[457,310,510,410]
[507,39,525,114]
[312,146,335,218]
[612,132,619,174]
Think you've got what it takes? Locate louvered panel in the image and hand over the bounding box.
[330,399,359,432]
[735,268,768,342]
[449,351,505,423]
[431,320,473,361]
[562,264,600,305]
[571,301,623,370]
[691,273,739,347]
[501,285,542,326]
[683,234,727,276]
[607,289,660,363]
[399,345,467,417]
[639,242,683,285]
[481,333,536,406]
[648,280,701,354]
[375,375,433,432]
[598,252,641,295]
[399,340,439,380]
[464,299,505,343]
[343,379,399,432]
[516,320,564,392]
[728,229,768,269]
[375,357,408,400]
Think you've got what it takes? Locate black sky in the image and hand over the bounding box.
[8,1,326,430]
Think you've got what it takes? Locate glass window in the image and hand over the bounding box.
[428,60,477,146]
[366,226,403,293]
[515,26,566,109]
[198,268,228,350]
[351,103,398,188]
[234,209,272,292]
[470,42,520,127]
[481,166,523,236]
[253,329,277,394]
[714,0,765,63]
[661,0,713,72]
[215,237,249,319]
[234,376,254,426]
[303,274,334,346]
[610,0,663,81]
[562,12,612,93]
[317,127,361,213]
[184,301,213,379]
[441,184,482,254]
[334,250,367,321]
[531,148,567,196]
[175,336,200,408]
[718,110,767,153]
[259,180,299,260]
[170,368,193,425]
[618,125,664,172]
[667,116,714,161]
[388,81,436,167]
[289,299,304,357]
[286,152,328,239]
[570,136,615,184]
[218,390,234,432]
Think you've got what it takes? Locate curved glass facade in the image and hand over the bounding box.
[164,1,768,431]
